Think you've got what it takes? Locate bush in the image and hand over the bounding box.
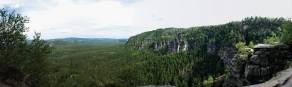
[235,42,253,60]
[264,33,280,45]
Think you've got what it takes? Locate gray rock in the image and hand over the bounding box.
[222,44,292,87]
[254,44,274,49]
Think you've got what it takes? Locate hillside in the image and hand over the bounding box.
[126,17,292,87]
[127,17,285,52]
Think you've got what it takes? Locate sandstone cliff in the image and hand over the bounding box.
[221,44,292,87]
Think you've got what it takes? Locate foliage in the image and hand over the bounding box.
[235,42,253,60]
[264,33,280,45]
[127,17,286,52]
[0,8,51,87]
[129,49,225,87]
[281,21,292,44]
[202,76,214,87]
[248,41,255,48]
[46,43,139,87]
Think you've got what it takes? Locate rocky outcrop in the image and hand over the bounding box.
[222,44,292,87]
[150,35,190,53]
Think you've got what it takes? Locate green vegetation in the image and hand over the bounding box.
[281,21,292,44]
[127,17,286,49]
[235,41,253,60]
[131,50,225,87]
[1,8,292,87]
[264,33,280,45]
[46,43,139,87]
[0,9,51,87]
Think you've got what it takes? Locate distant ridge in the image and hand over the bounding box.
[47,37,127,45]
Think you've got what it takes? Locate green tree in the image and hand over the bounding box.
[264,33,280,45]
[235,42,252,60]
[281,21,292,44]
[0,8,51,87]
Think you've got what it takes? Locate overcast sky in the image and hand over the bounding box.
[1,0,292,39]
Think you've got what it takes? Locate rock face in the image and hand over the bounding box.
[152,38,190,53]
[222,44,292,87]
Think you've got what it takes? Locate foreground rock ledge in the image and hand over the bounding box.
[221,44,292,87]
[245,68,292,87]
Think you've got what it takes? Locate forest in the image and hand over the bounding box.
[1,8,292,87]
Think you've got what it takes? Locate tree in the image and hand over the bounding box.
[264,33,280,45]
[0,8,51,87]
[0,8,28,65]
[281,21,292,44]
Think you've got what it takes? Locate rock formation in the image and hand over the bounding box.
[222,44,292,87]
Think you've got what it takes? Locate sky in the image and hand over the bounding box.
[0,0,292,39]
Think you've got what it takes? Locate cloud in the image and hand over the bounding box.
[130,0,292,27]
[20,0,135,39]
[1,0,292,39]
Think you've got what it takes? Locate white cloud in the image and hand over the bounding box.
[1,0,292,39]
[22,0,134,39]
[130,0,292,27]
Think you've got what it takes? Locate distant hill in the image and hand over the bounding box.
[47,37,127,45]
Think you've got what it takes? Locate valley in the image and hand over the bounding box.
[40,17,292,87]
[46,42,138,87]
[1,7,292,87]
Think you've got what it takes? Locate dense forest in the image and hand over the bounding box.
[46,43,137,87]
[1,8,292,87]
